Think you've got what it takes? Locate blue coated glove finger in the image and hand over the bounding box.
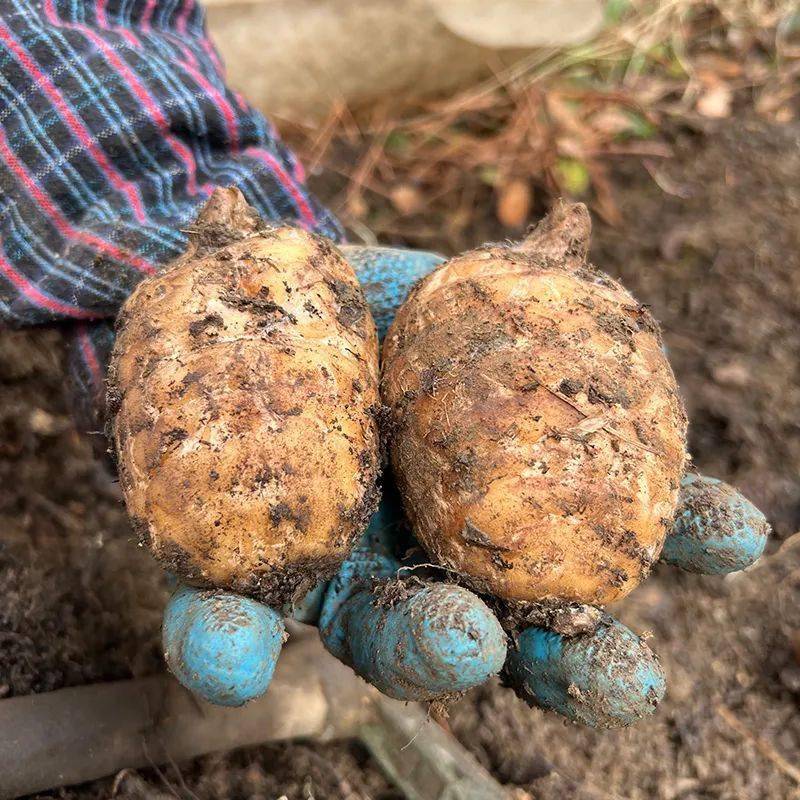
[317,498,507,701]
[341,245,445,339]
[162,585,286,707]
[662,473,770,574]
[504,615,665,728]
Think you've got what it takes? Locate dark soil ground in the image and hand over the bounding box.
[1,114,798,799]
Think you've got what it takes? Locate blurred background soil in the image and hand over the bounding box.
[1,2,799,798]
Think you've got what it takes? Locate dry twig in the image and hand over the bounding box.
[716,703,800,785]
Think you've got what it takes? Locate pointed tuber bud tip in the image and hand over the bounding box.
[517,200,592,268]
[191,186,263,241]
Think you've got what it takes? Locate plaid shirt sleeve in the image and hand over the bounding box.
[0,0,342,328]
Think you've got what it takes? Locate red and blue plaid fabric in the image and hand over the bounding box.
[0,0,342,429]
[0,0,341,326]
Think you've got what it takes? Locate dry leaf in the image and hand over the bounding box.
[591,108,634,136]
[496,178,532,229]
[694,53,744,80]
[697,84,733,118]
[390,184,424,216]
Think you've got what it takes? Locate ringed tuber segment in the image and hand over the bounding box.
[108,188,381,606]
[382,202,688,605]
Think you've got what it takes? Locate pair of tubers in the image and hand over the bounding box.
[109,188,687,609]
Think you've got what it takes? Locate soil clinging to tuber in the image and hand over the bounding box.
[382,202,687,605]
[108,188,381,605]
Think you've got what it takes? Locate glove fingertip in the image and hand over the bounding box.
[341,245,445,339]
[404,584,507,692]
[321,581,506,701]
[505,616,665,728]
[163,585,285,707]
[664,473,770,574]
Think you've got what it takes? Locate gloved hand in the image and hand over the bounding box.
[70,245,770,727]
[0,0,769,729]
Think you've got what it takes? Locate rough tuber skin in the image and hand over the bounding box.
[382,202,688,605]
[108,188,381,605]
